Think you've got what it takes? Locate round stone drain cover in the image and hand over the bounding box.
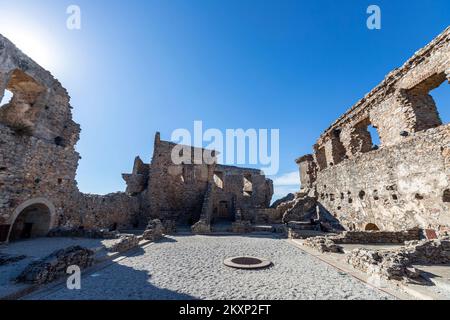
[224,256,272,270]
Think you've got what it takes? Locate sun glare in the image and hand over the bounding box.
[0,18,60,71]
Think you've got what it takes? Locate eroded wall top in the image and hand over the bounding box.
[300,27,450,176]
[0,34,80,147]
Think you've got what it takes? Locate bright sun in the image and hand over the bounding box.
[0,17,59,71]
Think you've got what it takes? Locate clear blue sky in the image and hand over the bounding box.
[0,0,449,199]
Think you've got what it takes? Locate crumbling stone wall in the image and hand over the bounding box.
[0,34,140,242]
[0,34,81,242]
[123,133,274,228]
[0,32,275,243]
[68,193,140,230]
[127,133,216,226]
[296,27,450,234]
[209,165,273,223]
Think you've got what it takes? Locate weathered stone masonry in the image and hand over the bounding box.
[122,133,274,230]
[0,34,140,243]
[296,27,450,234]
[0,33,274,243]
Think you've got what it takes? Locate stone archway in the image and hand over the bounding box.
[365,223,380,231]
[7,198,56,242]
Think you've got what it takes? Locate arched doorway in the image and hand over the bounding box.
[365,223,380,231]
[7,198,55,242]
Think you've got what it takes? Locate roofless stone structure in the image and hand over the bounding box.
[295,27,450,234]
[1,26,450,243]
[0,34,274,243]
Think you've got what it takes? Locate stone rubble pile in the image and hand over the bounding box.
[142,219,165,241]
[17,246,94,284]
[191,219,211,234]
[346,248,416,280]
[108,234,139,253]
[303,236,343,253]
[287,221,322,239]
[162,219,177,235]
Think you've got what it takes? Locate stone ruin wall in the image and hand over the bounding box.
[122,133,275,228]
[297,27,450,234]
[0,34,139,242]
[198,164,275,224]
[144,135,215,226]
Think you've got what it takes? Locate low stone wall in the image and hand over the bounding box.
[333,229,421,244]
[17,246,94,284]
[303,229,421,253]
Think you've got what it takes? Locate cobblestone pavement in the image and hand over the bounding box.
[27,235,394,300]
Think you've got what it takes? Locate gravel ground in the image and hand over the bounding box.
[27,234,394,300]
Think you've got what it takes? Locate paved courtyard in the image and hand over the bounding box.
[26,234,394,300]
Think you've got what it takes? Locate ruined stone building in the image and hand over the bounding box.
[295,27,450,235]
[122,133,274,230]
[0,34,274,243]
[2,25,450,244]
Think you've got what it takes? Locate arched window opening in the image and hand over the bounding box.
[365,223,380,231]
